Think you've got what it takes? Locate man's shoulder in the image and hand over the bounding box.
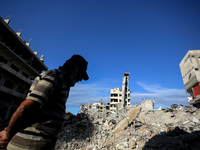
[41,69,62,78]
[44,69,59,75]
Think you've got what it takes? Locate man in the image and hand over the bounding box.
[0,55,89,149]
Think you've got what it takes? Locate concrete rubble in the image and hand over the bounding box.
[55,100,200,150]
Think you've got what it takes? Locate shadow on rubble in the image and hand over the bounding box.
[57,112,95,143]
[142,127,200,150]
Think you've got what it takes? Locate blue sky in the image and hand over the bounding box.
[1,0,200,114]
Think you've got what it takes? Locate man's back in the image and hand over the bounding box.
[7,69,70,150]
[0,54,89,150]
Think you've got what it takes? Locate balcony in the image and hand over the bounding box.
[0,41,40,77]
[0,86,26,99]
[0,63,32,85]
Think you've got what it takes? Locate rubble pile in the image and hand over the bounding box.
[55,101,200,150]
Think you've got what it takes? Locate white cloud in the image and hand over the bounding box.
[66,81,190,109]
[131,82,189,108]
[67,83,111,107]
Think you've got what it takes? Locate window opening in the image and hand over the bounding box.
[10,64,20,72]
[0,56,8,64]
[3,79,15,89]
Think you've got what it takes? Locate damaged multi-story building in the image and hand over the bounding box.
[80,72,131,113]
[179,50,200,108]
[0,17,48,123]
[110,73,131,111]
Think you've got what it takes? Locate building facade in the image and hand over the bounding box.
[0,17,48,123]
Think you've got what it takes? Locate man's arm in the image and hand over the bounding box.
[0,99,40,148]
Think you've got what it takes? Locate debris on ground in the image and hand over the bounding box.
[56,101,200,150]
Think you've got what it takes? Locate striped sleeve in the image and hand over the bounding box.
[26,70,58,106]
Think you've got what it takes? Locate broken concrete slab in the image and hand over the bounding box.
[110,107,140,134]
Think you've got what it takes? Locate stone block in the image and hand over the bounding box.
[128,138,136,149]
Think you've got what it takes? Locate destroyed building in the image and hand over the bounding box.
[56,64,200,149]
[110,72,131,110]
[179,50,200,108]
[0,17,48,128]
[80,73,131,113]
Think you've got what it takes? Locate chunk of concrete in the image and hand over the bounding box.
[128,138,136,149]
[110,107,140,134]
[141,100,154,111]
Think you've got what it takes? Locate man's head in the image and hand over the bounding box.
[62,55,89,86]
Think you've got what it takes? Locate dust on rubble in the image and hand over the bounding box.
[55,100,200,150]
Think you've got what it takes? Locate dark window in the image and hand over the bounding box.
[10,64,20,72]
[16,85,25,94]
[22,71,29,78]
[111,94,118,97]
[0,75,2,83]
[3,79,15,89]
[0,56,8,64]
